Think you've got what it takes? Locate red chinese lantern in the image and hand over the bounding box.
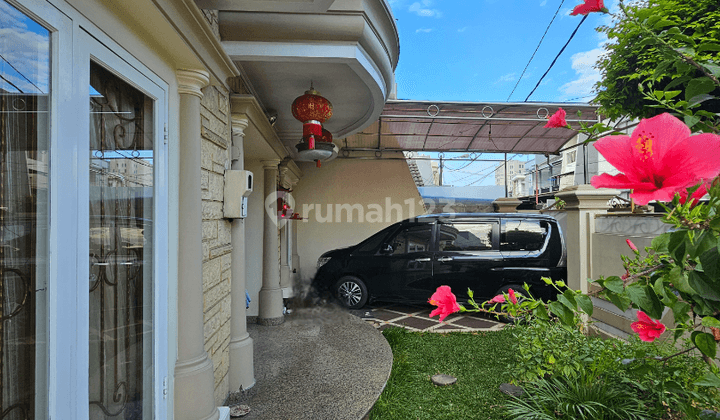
[291,85,333,150]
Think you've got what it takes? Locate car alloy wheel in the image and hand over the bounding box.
[335,276,368,309]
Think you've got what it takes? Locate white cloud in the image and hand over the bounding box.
[416,28,433,33]
[540,0,547,6]
[496,73,517,83]
[458,26,469,32]
[559,48,604,99]
[409,0,442,18]
[0,18,50,94]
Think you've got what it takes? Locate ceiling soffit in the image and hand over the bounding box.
[342,101,601,155]
[200,0,398,162]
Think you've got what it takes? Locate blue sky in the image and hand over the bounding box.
[389,0,619,103]
[388,0,620,186]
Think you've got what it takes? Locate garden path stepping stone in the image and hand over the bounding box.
[431,374,457,386]
[229,403,250,417]
[499,383,524,397]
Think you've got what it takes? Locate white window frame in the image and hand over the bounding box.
[5,1,170,418]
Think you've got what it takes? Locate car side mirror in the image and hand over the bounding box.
[379,243,393,254]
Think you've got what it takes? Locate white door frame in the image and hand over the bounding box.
[4,1,170,418]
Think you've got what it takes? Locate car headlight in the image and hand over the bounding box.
[317,256,332,269]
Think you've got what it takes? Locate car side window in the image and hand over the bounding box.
[501,219,548,251]
[438,222,494,251]
[388,225,433,255]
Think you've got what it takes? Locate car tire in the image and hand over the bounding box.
[334,276,368,309]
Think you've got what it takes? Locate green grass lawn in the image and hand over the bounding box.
[369,326,518,420]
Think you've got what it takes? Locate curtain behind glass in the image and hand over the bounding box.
[88,62,153,420]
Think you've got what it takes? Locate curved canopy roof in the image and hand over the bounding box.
[340,100,600,155]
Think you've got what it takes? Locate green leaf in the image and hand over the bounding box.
[651,233,670,253]
[671,301,691,324]
[560,290,578,310]
[701,317,720,329]
[663,90,682,100]
[668,230,687,263]
[684,115,701,129]
[667,266,695,295]
[575,294,593,317]
[699,247,720,280]
[653,19,676,29]
[688,271,720,301]
[697,42,720,52]
[710,217,720,231]
[607,292,631,312]
[533,303,549,320]
[548,301,574,326]
[702,63,720,78]
[603,276,624,294]
[695,372,720,387]
[692,331,717,359]
[686,77,717,102]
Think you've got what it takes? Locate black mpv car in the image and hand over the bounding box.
[314,213,567,309]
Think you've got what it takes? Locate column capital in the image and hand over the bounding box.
[555,185,620,211]
[262,159,281,169]
[231,114,249,136]
[177,69,210,98]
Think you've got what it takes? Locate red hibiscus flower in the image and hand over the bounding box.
[570,0,607,16]
[590,113,720,206]
[679,182,710,207]
[508,288,518,305]
[631,310,666,342]
[428,285,461,322]
[544,108,569,128]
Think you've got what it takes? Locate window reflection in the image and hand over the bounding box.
[0,1,50,418]
[88,62,154,420]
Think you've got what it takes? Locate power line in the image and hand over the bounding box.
[0,53,44,94]
[524,14,588,102]
[507,0,566,101]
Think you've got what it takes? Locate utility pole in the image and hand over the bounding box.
[439,155,443,186]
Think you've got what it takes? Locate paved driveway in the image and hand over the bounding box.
[346,303,506,333]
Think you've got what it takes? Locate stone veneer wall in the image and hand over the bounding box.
[200,85,232,405]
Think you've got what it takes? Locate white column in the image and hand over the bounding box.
[228,115,255,391]
[258,159,284,325]
[555,185,619,294]
[173,69,219,420]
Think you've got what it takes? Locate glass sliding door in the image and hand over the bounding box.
[0,1,50,418]
[88,61,154,420]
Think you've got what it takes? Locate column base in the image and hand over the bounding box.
[258,287,284,322]
[175,353,219,420]
[229,333,256,391]
[258,315,284,326]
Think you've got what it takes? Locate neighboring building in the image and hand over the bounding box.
[494,159,527,192]
[1,0,404,419]
[406,153,438,187]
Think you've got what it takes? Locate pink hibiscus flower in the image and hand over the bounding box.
[570,0,607,16]
[590,113,720,205]
[626,239,638,253]
[490,294,506,304]
[630,310,666,342]
[428,285,461,322]
[544,108,568,128]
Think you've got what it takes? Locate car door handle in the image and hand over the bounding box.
[437,256,453,262]
[414,257,431,262]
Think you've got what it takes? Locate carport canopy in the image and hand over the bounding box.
[341,100,600,155]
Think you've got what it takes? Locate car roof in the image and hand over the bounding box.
[402,213,556,223]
